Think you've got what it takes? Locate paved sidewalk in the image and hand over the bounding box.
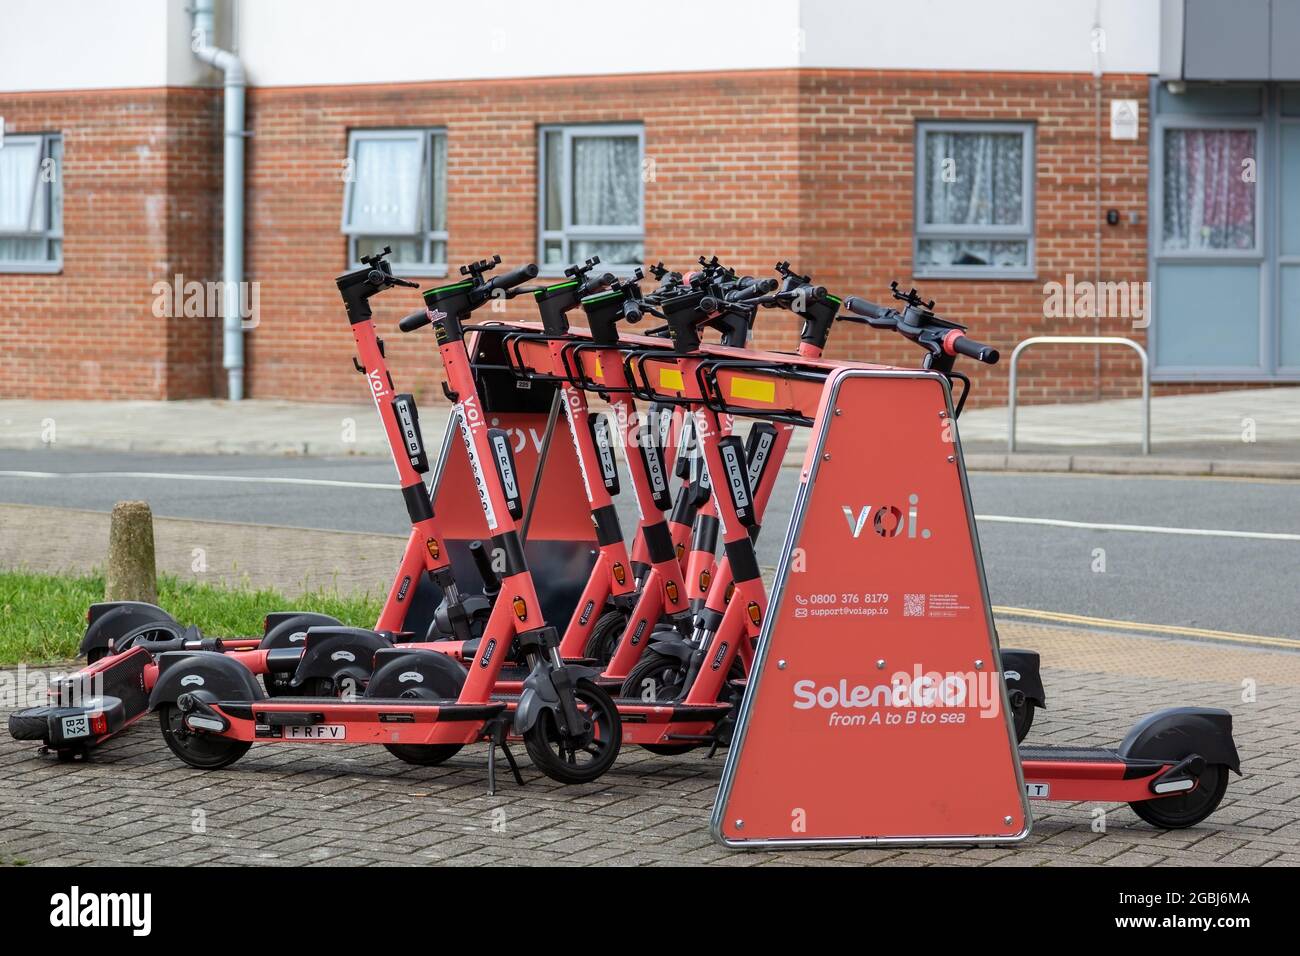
[3,388,1299,478]
[1,620,1295,866]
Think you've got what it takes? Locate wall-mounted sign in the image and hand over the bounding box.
[1110,100,1139,140]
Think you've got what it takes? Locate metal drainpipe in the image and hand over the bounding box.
[1092,4,1104,401]
[191,0,246,400]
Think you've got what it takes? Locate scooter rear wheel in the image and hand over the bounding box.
[158,705,251,769]
[582,609,629,666]
[1012,698,1035,742]
[523,679,621,784]
[1129,764,1229,829]
[367,654,465,767]
[622,649,744,755]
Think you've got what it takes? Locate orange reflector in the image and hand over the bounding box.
[426,537,440,560]
[665,581,679,604]
[675,542,685,559]
[700,569,712,593]
[512,597,528,622]
[725,582,735,604]
[612,563,626,585]
[747,601,761,626]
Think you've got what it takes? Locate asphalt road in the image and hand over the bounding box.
[1,447,1297,640]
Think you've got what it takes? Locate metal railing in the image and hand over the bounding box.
[1007,336,1150,455]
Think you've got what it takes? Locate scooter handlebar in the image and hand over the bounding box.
[484,262,539,295]
[399,308,431,332]
[844,296,889,320]
[943,330,1000,365]
[727,277,779,302]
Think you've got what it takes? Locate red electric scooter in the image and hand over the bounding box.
[139,252,623,788]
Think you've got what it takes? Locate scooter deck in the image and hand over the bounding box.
[8,646,152,754]
[221,698,507,721]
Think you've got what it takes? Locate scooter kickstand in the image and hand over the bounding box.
[486,717,525,795]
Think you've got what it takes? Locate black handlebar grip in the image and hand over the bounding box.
[621,299,643,323]
[484,262,540,295]
[585,271,617,294]
[946,332,1000,365]
[468,540,501,596]
[731,278,778,301]
[844,296,888,320]
[399,308,431,332]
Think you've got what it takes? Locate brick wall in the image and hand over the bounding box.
[241,69,1161,409]
[0,88,220,400]
[1,70,1280,406]
[241,71,802,409]
[793,70,1154,408]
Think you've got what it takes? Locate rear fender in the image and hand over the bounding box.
[148,652,264,710]
[288,627,393,689]
[1118,707,1241,775]
[80,602,176,658]
[999,648,1045,707]
[258,613,345,650]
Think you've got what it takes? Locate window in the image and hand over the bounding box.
[915,122,1034,279]
[538,124,643,273]
[343,129,446,275]
[1160,126,1258,254]
[0,132,62,272]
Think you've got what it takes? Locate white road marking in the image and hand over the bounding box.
[3,470,1297,542]
[975,513,1300,542]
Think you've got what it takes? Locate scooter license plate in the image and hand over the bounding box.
[283,724,346,740]
[61,715,90,739]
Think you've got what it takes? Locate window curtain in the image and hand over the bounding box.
[572,136,640,227]
[544,131,563,232]
[571,239,643,265]
[349,136,424,234]
[0,137,41,231]
[430,134,447,234]
[925,131,1024,227]
[0,137,45,262]
[1162,129,1256,251]
[920,130,1026,268]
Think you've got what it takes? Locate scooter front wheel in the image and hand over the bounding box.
[583,609,629,665]
[159,705,251,769]
[523,679,621,784]
[1129,764,1230,829]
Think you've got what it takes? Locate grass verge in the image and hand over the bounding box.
[0,571,383,665]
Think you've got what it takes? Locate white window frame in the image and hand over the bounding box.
[914,121,1035,280]
[537,123,644,276]
[0,132,63,274]
[342,128,447,277]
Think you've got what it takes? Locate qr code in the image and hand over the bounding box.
[903,593,926,617]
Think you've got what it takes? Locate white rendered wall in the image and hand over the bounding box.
[0,0,1163,93]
